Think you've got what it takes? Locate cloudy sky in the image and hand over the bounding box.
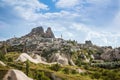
[0,0,120,47]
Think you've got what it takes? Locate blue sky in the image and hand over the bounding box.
[0,0,120,47]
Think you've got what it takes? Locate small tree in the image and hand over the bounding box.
[75,59,82,67]
[26,60,30,76]
[3,41,8,54]
[72,69,78,74]
[0,51,5,61]
[50,63,61,71]
[63,68,71,74]
[92,72,101,79]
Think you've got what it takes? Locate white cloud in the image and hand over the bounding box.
[55,0,80,8]
[64,31,74,38]
[2,0,48,21]
[86,0,112,5]
[2,0,48,10]
[38,21,67,32]
[1,0,82,22]
[70,23,120,47]
[70,23,90,32]
[54,0,112,10]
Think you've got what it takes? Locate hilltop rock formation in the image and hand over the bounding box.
[26,27,44,37]
[85,40,93,46]
[24,26,55,38]
[1,26,120,64]
[45,27,55,38]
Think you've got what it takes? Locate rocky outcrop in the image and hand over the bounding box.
[16,53,48,64]
[15,53,60,65]
[44,27,55,38]
[101,48,120,61]
[69,59,76,66]
[49,53,69,65]
[26,26,44,37]
[2,26,120,63]
[3,69,33,80]
[4,26,55,52]
[85,40,93,46]
[24,27,55,38]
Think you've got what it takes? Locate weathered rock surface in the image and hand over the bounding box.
[3,69,33,80]
[16,53,60,65]
[49,53,69,65]
[76,68,85,73]
[24,27,55,38]
[26,26,44,37]
[45,27,55,38]
[16,53,48,64]
[101,48,120,61]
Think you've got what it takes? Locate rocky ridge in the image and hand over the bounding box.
[0,26,120,64]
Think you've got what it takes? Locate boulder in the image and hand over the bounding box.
[50,53,69,65]
[76,68,85,73]
[3,69,33,80]
[16,53,48,64]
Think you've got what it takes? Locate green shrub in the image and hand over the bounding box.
[102,70,120,80]
[75,59,82,67]
[63,68,71,74]
[91,72,101,79]
[0,52,5,61]
[71,69,78,74]
[83,64,89,70]
[50,63,61,71]
[7,57,13,62]
[35,71,50,80]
